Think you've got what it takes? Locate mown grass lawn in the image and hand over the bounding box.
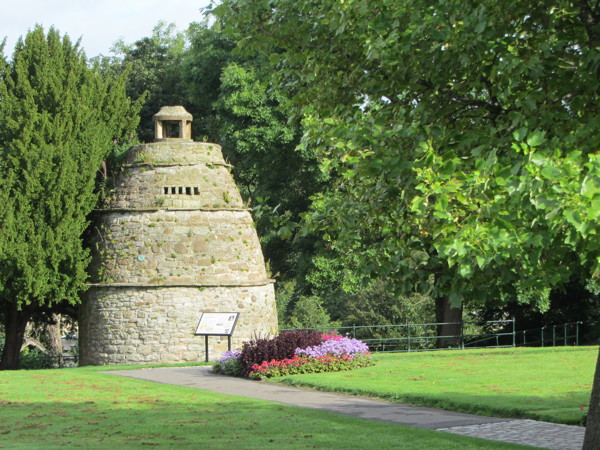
[274,346,597,425]
[0,364,526,449]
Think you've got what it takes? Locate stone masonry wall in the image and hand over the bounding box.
[80,141,278,365]
[108,165,244,210]
[90,210,267,285]
[79,285,277,365]
[123,142,225,166]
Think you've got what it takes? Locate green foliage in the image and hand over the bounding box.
[336,281,435,342]
[286,295,339,329]
[212,0,600,309]
[18,346,55,370]
[105,10,597,353]
[210,60,325,288]
[274,279,297,325]
[214,63,301,198]
[182,21,241,137]
[475,274,600,344]
[275,279,341,329]
[110,21,186,141]
[98,133,142,206]
[0,25,141,310]
[0,26,141,367]
[211,356,244,377]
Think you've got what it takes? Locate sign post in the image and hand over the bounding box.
[195,312,240,362]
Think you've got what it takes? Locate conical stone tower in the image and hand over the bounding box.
[79,106,278,365]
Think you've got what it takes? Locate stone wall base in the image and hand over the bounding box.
[79,284,278,365]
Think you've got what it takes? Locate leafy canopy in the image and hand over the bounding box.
[212,0,600,307]
[109,21,186,141]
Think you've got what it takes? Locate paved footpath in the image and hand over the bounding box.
[108,366,585,449]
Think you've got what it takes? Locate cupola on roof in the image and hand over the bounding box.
[153,106,193,142]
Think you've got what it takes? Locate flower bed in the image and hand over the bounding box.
[211,350,243,376]
[212,331,373,379]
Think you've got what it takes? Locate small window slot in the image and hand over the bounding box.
[186,187,192,195]
[163,187,169,195]
[171,186,177,194]
[193,187,200,195]
[178,186,183,194]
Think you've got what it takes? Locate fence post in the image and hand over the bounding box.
[541,327,545,347]
[576,322,581,346]
[512,318,516,348]
[523,330,527,346]
[564,323,568,346]
[407,322,411,352]
[552,325,556,346]
[460,321,464,350]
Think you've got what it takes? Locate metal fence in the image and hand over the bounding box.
[283,320,583,353]
[515,322,583,347]
[11,320,583,367]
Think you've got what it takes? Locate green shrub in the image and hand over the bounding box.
[19,347,55,370]
[212,356,244,377]
[287,295,340,329]
[239,330,323,375]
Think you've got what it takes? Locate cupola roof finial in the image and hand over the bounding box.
[153,106,193,142]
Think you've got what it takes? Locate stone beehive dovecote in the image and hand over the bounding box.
[78,106,278,365]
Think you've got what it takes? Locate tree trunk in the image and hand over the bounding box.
[0,304,30,370]
[583,347,600,449]
[435,296,463,348]
[45,314,64,367]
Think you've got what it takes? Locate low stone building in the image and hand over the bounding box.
[79,106,278,365]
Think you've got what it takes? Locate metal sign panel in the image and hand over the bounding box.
[195,312,240,336]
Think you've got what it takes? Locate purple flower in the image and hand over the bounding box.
[219,350,241,362]
[295,337,370,359]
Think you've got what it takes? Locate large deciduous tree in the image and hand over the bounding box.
[211,0,600,444]
[110,21,186,142]
[0,26,141,370]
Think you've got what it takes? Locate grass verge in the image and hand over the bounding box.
[0,364,527,449]
[273,346,597,425]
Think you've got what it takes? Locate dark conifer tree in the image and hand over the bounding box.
[0,26,142,369]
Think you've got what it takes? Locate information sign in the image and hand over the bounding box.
[195,312,240,336]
